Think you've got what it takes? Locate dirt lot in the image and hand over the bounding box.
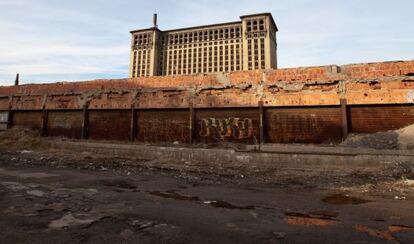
[0,129,414,243]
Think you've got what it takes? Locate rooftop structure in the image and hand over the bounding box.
[129,13,278,77]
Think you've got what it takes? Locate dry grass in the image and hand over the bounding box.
[0,127,50,150]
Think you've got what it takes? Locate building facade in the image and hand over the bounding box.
[129,13,278,77]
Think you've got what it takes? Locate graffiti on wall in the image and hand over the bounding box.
[198,117,254,141]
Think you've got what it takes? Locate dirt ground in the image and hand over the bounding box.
[0,128,414,243]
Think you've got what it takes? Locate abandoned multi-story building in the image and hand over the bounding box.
[129,13,278,77]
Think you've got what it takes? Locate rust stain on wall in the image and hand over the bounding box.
[349,105,414,133]
[136,109,189,143]
[265,107,342,143]
[88,110,131,141]
[47,111,83,139]
[12,111,42,131]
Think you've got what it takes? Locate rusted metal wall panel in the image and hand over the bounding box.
[0,112,8,123]
[12,111,42,131]
[195,108,259,144]
[47,94,81,110]
[265,107,342,143]
[349,105,414,133]
[47,111,83,138]
[89,110,131,141]
[136,109,189,143]
[0,111,9,131]
[0,97,9,110]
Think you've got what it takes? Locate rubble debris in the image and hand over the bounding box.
[26,190,45,197]
[48,212,104,229]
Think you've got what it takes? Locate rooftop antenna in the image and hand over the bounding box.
[153,13,158,28]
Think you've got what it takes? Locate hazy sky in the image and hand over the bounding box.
[0,0,413,85]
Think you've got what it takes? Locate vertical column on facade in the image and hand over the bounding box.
[264,16,272,69]
[204,43,208,74]
[218,44,222,72]
[170,46,174,76]
[150,30,157,76]
[253,39,257,70]
[186,41,190,75]
[241,19,249,71]
[129,35,135,78]
[172,47,175,75]
[201,40,204,74]
[196,41,200,74]
[180,47,184,75]
[224,43,228,72]
[211,40,215,73]
[188,41,191,75]
[340,98,349,140]
[258,38,262,70]
[166,40,170,75]
[138,49,143,77]
[188,43,192,75]
[233,38,237,71]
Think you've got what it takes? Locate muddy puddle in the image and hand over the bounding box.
[355,224,414,242]
[285,211,339,226]
[99,179,137,190]
[203,200,255,210]
[148,190,256,210]
[149,190,200,201]
[322,194,371,205]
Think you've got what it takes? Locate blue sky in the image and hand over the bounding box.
[0,0,413,85]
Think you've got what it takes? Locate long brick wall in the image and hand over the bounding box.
[0,60,413,110]
[1,60,414,144]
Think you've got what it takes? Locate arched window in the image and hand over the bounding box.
[259,19,264,30]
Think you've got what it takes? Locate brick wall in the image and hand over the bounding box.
[0,60,413,111]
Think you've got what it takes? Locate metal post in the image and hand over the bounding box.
[7,96,13,129]
[41,108,48,137]
[340,98,348,140]
[14,73,19,86]
[130,105,137,142]
[259,101,264,145]
[189,103,195,144]
[81,105,89,139]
